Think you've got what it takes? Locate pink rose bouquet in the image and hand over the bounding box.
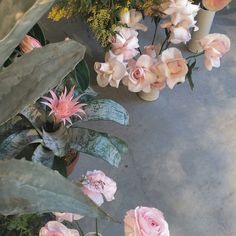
[94,2,230,101]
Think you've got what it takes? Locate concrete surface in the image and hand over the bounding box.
[41,4,236,236]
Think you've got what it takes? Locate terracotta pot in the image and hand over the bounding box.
[187,8,215,53]
[65,149,80,175]
[138,89,160,101]
[85,233,103,236]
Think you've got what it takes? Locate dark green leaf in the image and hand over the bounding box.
[52,155,67,177]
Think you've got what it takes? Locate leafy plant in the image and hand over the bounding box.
[0,0,128,222]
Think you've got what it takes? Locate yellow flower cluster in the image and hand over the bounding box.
[48,0,78,21]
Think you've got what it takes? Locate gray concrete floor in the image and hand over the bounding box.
[41,4,236,236]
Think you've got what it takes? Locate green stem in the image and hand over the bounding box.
[159,36,169,54]
[186,51,204,60]
[96,218,99,236]
[152,21,158,45]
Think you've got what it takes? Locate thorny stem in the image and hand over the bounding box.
[186,51,204,60]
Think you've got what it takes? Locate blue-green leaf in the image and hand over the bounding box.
[70,127,128,167]
[0,159,112,220]
[73,99,129,126]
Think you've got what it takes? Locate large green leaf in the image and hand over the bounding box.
[0,159,112,220]
[0,129,41,160]
[70,127,128,167]
[0,39,86,125]
[0,0,55,67]
[79,99,129,125]
[73,59,90,91]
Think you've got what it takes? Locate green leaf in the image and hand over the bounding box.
[0,159,112,220]
[70,127,128,167]
[28,23,47,46]
[52,155,67,177]
[81,99,129,125]
[73,59,90,91]
[32,144,54,168]
[0,129,41,160]
[0,39,86,125]
[0,0,55,67]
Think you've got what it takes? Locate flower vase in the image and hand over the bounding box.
[187,8,215,53]
[138,89,160,102]
[85,232,103,236]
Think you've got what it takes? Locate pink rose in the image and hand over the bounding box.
[20,35,42,53]
[110,27,139,60]
[143,45,161,60]
[81,170,117,206]
[203,0,231,11]
[199,33,230,71]
[160,48,188,89]
[94,51,127,88]
[39,221,80,236]
[124,206,170,236]
[120,9,148,32]
[53,212,83,223]
[123,55,157,93]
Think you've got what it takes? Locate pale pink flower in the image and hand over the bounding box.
[20,35,42,53]
[120,9,148,31]
[94,51,127,88]
[143,45,161,60]
[42,87,86,125]
[169,25,191,44]
[123,55,157,93]
[124,206,170,236]
[199,33,230,71]
[203,0,231,11]
[160,48,188,89]
[110,27,139,60]
[53,212,83,222]
[151,62,167,91]
[39,221,80,236]
[81,170,117,206]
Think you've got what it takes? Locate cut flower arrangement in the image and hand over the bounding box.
[50,0,231,101]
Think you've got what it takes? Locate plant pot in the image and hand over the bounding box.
[65,149,80,176]
[85,232,103,236]
[138,89,160,101]
[187,8,215,53]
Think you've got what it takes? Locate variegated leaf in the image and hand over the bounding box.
[42,124,70,157]
[70,127,128,167]
[32,144,54,168]
[0,159,113,220]
[72,99,129,126]
[0,129,41,160]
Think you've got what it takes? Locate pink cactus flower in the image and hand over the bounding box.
[19,35,42,53]
[53,212,83,222]
[42,87,86,125]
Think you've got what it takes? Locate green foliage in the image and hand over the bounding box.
[0,159,112,220]
[187,59,197,91]
[0,214,42,236]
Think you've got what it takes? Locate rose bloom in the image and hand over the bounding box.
[81,170,117,206]
[120,9,148,32]
[203,0,231,11]
[199,33,230,71]
[95,51,127,88]
[124,206,170,236]
[143,44,161,61]
[160,47,188,89]
[110,27,139,60]
[53,212,83,223]
[20,35,42,53]
[39,221,80,236]
[123,55,157,93]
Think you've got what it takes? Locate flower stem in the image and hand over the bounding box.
[96,218,99,236]
[186,51,204,60]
